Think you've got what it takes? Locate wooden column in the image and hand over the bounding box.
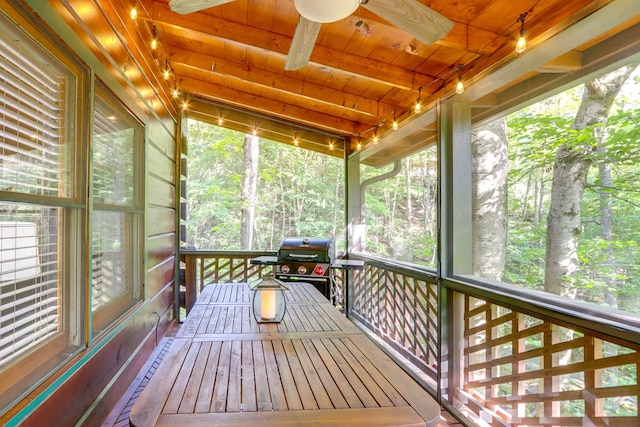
[184,255,197,313]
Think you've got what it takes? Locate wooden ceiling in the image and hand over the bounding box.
[39,0,640,166]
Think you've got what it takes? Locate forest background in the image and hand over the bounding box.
[185,64,640,316]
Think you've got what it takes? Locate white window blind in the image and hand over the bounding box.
[0,13,76,368]
[91,86,142,328]
[0,206,60,363]
[0,34,71,198]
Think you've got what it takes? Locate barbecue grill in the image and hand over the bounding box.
[249,236,363,306]
[275,237,335,298]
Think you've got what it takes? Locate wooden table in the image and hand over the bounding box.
[130,282,440,426]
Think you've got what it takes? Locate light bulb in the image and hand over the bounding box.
[172,87,179,98]
[163,69,170,80]
[456,79,464,94]
[294,138,299,146]
[218,117,223,126]
[414,87,423,114]
[130,7,137,20]
[329,142,334,150]
[515,35,526,53]
[373,134,379,144]
[357,141,362,150]
[392,120,398,131]
[515,12,528,54]
[252,129,258,136]
[151,38,158,50]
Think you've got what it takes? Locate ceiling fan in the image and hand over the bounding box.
[168,0,454,70]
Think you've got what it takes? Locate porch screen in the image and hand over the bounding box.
[0,9,83,408]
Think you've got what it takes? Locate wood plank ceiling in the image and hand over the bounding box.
[41,0,639,166]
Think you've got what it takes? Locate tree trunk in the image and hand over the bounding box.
[597,129,618,305]
[406,157,412,232]
[472,118,509,280]
[544,66,636,297]
[240,134,259,250]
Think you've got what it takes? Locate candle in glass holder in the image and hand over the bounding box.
[261,289,276,320]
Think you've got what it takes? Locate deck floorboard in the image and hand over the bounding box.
[103,317,463,427]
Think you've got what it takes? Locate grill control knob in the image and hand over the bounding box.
[280,264,290,274]
[297,265,307,274]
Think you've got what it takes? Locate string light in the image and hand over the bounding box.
[455,64,464,94]
[252,128,258,136]
[151,25,158,50]
[373,130,379,144]
[515,12,528,53]
[130,5,138,20]
[329,140,334,151]
[392,108,398,130]
[293,135,299,146]
[356,135,362,151]
[163,60,171,80]
[414,86,422,114]
[172,84,180,99]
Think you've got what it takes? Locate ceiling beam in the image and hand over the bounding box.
[146,0,436,90]
[187,99,347,159]
[179,75,371,135]
[163,42,396,119]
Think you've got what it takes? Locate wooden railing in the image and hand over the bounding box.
[179,250,345,312]
[179,249,640,426]
[348,253,640,427]
[349,256,439,384]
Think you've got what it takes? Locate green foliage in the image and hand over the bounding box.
[503,66,640,316]
[185,121,345,250]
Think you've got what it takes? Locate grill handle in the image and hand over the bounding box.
[288,253,319,260]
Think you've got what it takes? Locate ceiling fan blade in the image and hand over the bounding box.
[362,0,454,45]
[169,0,235,15]
[285,16,322,71]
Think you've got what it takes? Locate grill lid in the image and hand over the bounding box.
[277,237,335,263]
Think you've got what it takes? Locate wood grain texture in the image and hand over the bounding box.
[130,282,440,426]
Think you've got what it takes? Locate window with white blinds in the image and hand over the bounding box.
[0,27,73,198]
[0,9,83,409]
[0,205,61,363]
[91,85,143,334]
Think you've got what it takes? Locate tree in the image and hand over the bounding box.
[545,65,637,298]
[472,118,509,280]
[241,134,259,249]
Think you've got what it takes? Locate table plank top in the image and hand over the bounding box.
[130,282,440,427]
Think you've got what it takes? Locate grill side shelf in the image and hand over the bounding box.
[249,256,363,271]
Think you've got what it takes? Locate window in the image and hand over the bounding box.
[91,84,143,335]
[0,10,84,411]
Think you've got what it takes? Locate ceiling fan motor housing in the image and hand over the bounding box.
[294,0,360,23]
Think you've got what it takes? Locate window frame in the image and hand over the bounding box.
[89,82,145,337]
[0,3,88,413]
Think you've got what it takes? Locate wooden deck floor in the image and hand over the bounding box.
[102,329,463,427]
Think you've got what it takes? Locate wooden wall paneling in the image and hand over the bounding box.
[148,232,178,267]
[148,175,176,208]
[148,120,178,161]
[148,205,177,236]
[24,287,175,426]
[147,257,178,297]
[147,149,177,186]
